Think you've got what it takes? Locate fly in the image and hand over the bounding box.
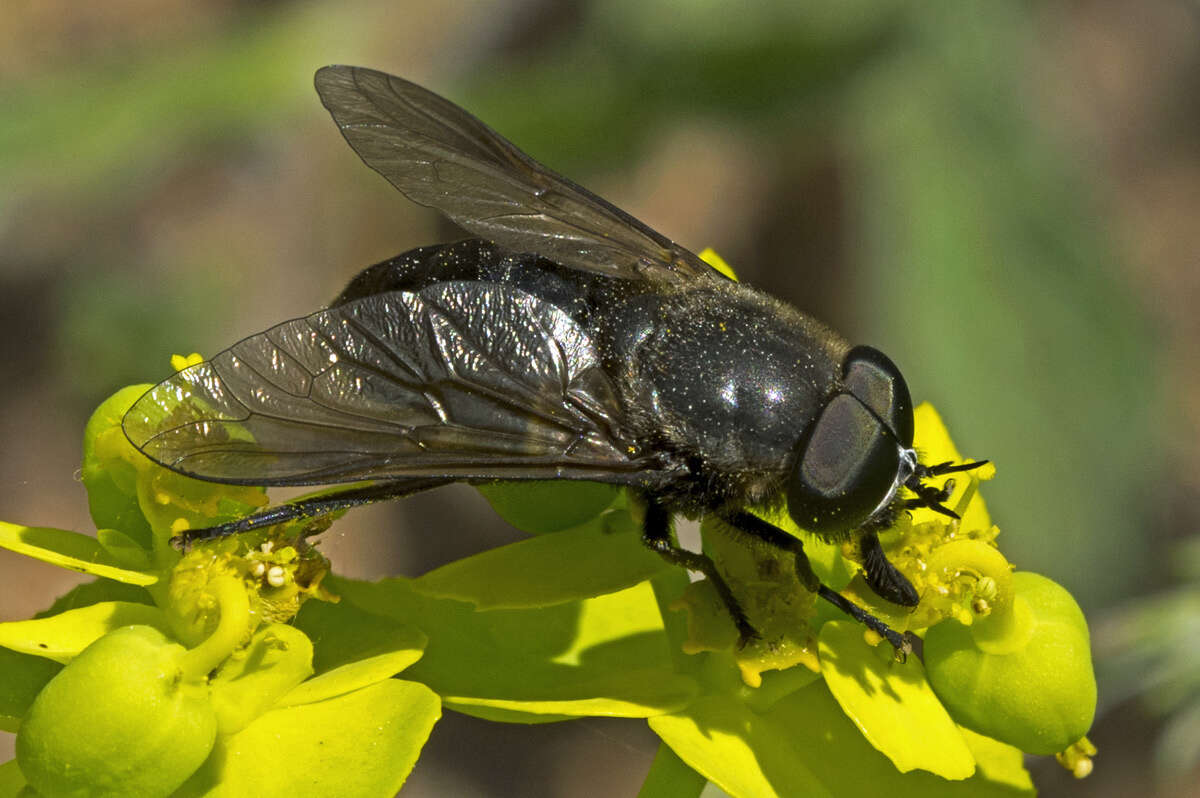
[122,66,986,654]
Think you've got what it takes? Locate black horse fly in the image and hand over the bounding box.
[122,66,986,653]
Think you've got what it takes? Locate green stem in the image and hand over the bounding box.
[179,574,250,681]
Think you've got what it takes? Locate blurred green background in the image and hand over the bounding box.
[1,0,1196,795]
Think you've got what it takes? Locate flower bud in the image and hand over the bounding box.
[923,571,1096,754]
[16,625,217,797]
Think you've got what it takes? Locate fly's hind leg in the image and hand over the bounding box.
[639,498,760,646]
[173,478,453,548]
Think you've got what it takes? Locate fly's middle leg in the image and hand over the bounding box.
[638,497,759,646]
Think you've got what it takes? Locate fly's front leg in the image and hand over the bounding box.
[859,530,919,607]
[722,511,912,659]
[639,498,760,646]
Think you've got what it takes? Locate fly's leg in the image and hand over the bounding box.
[639,498,760,647]
[722,511,913,660]
[904,459,990,519]
[813,586,913,660]
[173,478,453,548]
[859,530,919,606]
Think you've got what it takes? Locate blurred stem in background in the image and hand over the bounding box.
[1098,534,1200,787]
[843,3,1159,608]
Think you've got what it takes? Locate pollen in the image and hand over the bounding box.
[266,566,287,587]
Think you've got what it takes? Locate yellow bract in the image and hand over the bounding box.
[698,247,739,281]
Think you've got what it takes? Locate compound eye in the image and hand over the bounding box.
[787,393,901,538]
[843,346,914,447]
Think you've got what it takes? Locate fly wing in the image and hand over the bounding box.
[314,65,719,285]
[122,282,656,486]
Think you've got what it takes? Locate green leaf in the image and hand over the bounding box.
[412,512,668,608]
[209,623,314,735]
[95,528,152,570]
[0,601,169,663]
[292,595,427,675]
[439,675,694,722]
[277,648,425,708]
[818,621,974,779]
[0,522,157,586]
[332,575,698,722]
[637,742,707,798]
[959,727,1034,793]
[649,694,833,798]
[36,579,153,618]
[284,599,427,707]
[176,679,441,798]
[648,568,698,674]
[765,682,1035,797]
[476,480,621,533]
[81,385,155,549]
[0,758,27,797]
[0,647,62,732]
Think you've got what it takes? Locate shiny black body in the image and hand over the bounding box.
[123,66,986,651]
[334,238,850,519]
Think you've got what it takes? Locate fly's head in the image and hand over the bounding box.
[785,346,987,543]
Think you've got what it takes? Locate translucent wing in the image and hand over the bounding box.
[314,65,719,285]
[122,282,657,486]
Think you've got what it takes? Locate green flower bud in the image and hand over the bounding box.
[16,625,217,798]
[923,571,1096,755]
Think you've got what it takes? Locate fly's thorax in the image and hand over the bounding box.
[608,282,850,475]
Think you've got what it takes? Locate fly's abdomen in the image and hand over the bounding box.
[334,239,613,322]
